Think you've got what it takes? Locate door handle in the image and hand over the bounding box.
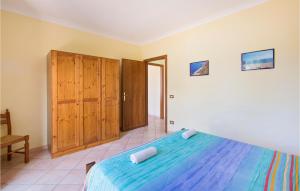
[123,92,126,102]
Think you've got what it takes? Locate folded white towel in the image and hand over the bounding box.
[182,129,197,139]
[130,147,157,164]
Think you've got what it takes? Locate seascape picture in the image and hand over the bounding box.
[190,60,209,76]
[241,49,274,71]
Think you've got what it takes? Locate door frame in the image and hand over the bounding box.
[147,63,164,119]
[144,55,168,133]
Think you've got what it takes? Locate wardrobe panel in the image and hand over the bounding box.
[57,53,76,101]
[105,100,118,138]
[57,103,77,150]
[83,102,98,144]
[82,56,101,144]
[101,58,120,140]
[56,52,80,152]
[83,57,99,98]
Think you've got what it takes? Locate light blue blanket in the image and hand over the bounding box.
[86,130,299,191]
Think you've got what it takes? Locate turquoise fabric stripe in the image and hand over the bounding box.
[86,130,300,191]
[86,169,118,191]
[87,131,220,191]
[100,131,220,191]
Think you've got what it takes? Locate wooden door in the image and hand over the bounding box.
[122,59,147,131]
[101,58,120,140]
[56,52,81,152]
[81,56,101,145]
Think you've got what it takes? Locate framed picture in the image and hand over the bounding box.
[190,60,209,76]
[241,49,275,71]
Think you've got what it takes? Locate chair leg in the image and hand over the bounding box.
[7,145,12,161]
[24,136,29,163]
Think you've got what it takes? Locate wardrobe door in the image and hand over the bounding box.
[82,56,101,145]
[56,52,81,152]
[101,58,120,140]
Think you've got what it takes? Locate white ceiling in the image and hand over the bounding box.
[1,0,267,45]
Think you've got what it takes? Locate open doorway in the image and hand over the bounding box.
[145,56,167,133]
[148,63,164,119]
[147,63,164,133]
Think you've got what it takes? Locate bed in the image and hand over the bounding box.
[85,130,299,191]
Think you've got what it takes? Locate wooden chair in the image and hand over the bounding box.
[0,109,29,163]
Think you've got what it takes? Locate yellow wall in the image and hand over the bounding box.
[1,11,141,149]
[142,0,299,155]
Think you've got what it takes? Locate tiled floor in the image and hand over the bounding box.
[1,116,166,191]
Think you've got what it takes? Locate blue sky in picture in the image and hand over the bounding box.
[242,49,274,65]
[190,61,205,74]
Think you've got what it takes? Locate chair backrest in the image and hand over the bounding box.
[1,109,12,135]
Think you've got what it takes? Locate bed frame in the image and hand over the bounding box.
[86,161,96,174]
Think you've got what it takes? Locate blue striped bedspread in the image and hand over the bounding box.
[86,130,299,191]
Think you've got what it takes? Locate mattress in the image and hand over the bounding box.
[85,130,299,191]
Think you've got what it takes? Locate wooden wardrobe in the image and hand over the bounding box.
[47,50,120,157]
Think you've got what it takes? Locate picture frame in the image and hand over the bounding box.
[190,60,209,76]
[241,49,275,71]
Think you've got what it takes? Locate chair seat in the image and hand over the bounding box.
[0,135,26,147]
